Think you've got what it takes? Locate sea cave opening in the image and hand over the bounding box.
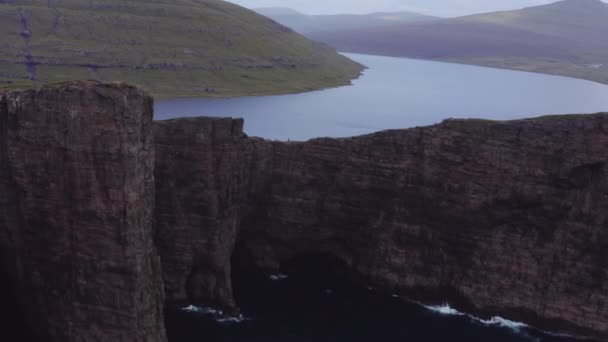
[230,240,369,320]
[169,241,570,342]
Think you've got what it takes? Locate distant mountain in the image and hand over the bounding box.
[0,0,363,98]
[310,0,608,84]
[255,7,439,34]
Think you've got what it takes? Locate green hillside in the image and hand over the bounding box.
[0,0,363,98]
[311,0,608,84]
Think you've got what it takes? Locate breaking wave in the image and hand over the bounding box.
[269,273,289,281]
[181,305,249,324]
[418,302,527,332]
[473,316,528,330]
[422,303,466,316]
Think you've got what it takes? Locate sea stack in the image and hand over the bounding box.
[0,82,167,341]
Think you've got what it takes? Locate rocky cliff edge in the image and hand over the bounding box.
[1,82,607,341]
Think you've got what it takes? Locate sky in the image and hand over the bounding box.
[226,0,561,17]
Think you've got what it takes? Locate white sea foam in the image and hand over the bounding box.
[269,273,289,281]
[473,316,528,330]
[412,300,595,339]
[422,303,465,316]
[182,305,222,315]
[182,304,198,312]
[181,305,249,324]
[416,302,528,332]
[216,314,248,324]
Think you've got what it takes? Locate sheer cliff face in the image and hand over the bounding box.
[254,117,608,337]
[155,115,608,339]
[154,118,253,311]
[1,82,607,341]
[0,82,166,342]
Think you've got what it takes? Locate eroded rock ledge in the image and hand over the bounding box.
[155,114,608,340]
[1,82,607,341]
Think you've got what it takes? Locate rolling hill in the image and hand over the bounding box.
[0,0,363,98]
[254,7,438,34]
[309,0,608,84]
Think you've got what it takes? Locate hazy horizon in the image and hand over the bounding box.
[226,0,604,17]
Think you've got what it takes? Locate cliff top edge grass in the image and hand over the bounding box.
[0,0,364,98]
[1,79,144,93]
[440,112,608,124]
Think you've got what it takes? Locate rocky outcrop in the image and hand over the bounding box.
[154,117,251,312]
[0,82,166,342]
[260,116,608,338]
[1,81,606,341]
[155,115,608,340]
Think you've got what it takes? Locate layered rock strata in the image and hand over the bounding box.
[1,82,606,341]
[155,114,608,340]
[154,117,253,311]
[0,82,166,342]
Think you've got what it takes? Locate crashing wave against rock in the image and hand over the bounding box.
[182,305,248,324]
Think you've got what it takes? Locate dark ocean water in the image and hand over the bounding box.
[166,257,590,342]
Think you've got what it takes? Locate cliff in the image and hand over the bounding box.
[156,115,608,339]
[1,82,607,341]
[0,82,166,341]
[154,117,252,311]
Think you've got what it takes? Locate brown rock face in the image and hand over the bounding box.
[154,118,252,311]
[1,81,606,341]
[155,115,608,340]
[0,82,166,342]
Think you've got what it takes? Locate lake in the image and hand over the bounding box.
[155,53,608,141]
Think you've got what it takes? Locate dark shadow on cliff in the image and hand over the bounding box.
[167,229,604,342]
[0,265,40,342]
[166,238,579,342]
[230,238,364,315]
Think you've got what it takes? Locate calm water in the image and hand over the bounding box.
[156,53,608,141]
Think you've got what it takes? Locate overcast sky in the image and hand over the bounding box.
[226,0,562,17]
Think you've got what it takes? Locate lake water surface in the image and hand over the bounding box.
[156,53,608,141]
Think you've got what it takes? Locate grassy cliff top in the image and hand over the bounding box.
[0,0,363,98]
